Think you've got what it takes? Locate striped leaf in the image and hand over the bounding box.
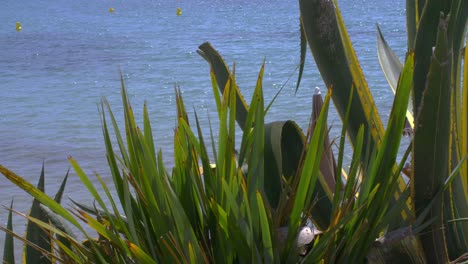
[412,14,452,263]
[299,0,384,154]
[197,42,250,130]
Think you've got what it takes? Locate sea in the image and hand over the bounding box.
[0,0,407,253]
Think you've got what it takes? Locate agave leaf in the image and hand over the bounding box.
[53,169,69,204]
[462,39,468,192]
[300,0,411,230]
[445,5,468,233]
[406,0,418,50]
[10,207,88,262]
[449,1,468,195]
[414,155,468,229]
[264,121,304,208]
[296,21,307,93]
[444,172,468,258]
[447,0,467,70]
[3,200,15,264]
[412,0,451,113]
[0,165,83,229]
[367,225,420,263]
[255,192,274,263]
[376,24,403,94]
[412,14,451,263]
[197,42,250,130]
[0,226,60,264]
[376,24,414,133]
[24,163,52,264]
[299,0,383,166]
[445,34,468,256]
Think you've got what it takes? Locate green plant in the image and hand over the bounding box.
[1,0,467,263]
[0,68,335,263]
[295,0,467,262]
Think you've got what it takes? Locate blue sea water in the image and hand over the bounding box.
[0,0,406,252]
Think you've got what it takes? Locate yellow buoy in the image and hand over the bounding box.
[176,7,182,16]
[109,7,115,13]
[16,22,22,32]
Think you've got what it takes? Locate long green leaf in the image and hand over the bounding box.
[285,89,331,259]
[53,169,69,203]
[127,242,157,264]
[69,158,109,215]
[412,0,451,114]
[376,24,403,95]
[3,200,15,264]
[25,164,52,264]
[246,67,265,198]
[412,14,452,263]
[462,38,468,193]
[296,21,307,93]
[376,24,414,134]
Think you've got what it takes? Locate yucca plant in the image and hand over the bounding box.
[1,0,467,263]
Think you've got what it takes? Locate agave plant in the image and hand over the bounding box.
[296,0,467,262]
[1,0,467,263]
[1,164,70,264]
[200,0,467,261]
